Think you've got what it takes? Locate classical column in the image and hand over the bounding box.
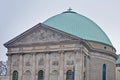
[75,50,80,80]
[59,51,64,80]
[7,54,12,80]
[32,53,36,80]
[19,54,23,80]
[36,53,38,80]
[45,53,50,80]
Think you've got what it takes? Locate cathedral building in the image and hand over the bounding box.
[2,10,118,80]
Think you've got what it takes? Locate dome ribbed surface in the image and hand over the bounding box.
[43,10,112,46]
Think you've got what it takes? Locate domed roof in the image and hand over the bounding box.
[43,10,112,46]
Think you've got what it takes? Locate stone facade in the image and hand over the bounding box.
[3,23,117,80]
[0,76,9,80]
[116,66,120,80]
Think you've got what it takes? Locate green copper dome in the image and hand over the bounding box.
[116,54,120,64]
[43,10,112,46]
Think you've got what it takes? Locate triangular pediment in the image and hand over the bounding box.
[4,23,79,47]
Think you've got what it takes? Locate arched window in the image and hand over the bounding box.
[38,70,44,80]
[66,70,73,80]
[12,71,18,80]
[102,64,106,80]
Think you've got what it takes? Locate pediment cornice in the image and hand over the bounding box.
[4,23,80,47]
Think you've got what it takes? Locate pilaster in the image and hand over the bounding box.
[32,53,36,80]
[7,54,12,80]
[75,50,80,80]
[45,53,50,80]
[80,48,83,80]
[19,54,23,80]
[60,51,64,80]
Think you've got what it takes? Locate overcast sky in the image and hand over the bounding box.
[0,0,120,61]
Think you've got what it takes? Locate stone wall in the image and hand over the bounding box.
[90,52,116,80]
[116,67,120,80]
[6,42,117,80]
[8,50,84,80]
[0,76,9,80]
[7,43,88,80]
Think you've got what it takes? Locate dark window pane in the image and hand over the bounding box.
[66,70,73,80]
[38,70,44,80]
[12,71,18,80]
[102,64,106,80]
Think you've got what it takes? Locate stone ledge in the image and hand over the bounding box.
[0,76,9,80]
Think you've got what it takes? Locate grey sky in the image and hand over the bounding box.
[0,0,120,61]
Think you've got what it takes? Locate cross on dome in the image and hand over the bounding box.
[67,7,72,11]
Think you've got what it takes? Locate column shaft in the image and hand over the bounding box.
[7,55,12,80]
[80,48,83,80]
[75,51,80,80]
[32,53,36,80]
[19,54,23,80]
[60,51,64,80]
[45,53,50,80]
